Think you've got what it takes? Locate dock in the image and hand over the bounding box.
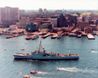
[68,33,77,37]
[87,34,95,40]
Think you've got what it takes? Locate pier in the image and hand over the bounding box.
[87,34,95,40]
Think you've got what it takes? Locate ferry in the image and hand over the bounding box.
[14,41,79,61]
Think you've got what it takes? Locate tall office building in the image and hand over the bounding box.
[0,7,19,27]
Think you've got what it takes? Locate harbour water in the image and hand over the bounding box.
[0,36,98,78]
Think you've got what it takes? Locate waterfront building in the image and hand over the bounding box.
[69,14,78,26]
[18,16,30,28]
[57,14,68,27]
[51,18,57,27]
[96,19,98,26]
[25,23,38,32]
[40,23,50,29]
[0,7,19,27]
[9,25,18,30]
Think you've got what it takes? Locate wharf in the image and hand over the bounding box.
[87,34,95,40]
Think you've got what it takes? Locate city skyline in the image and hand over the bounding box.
[0,0,98,10]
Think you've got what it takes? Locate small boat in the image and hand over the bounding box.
[68,33,77,37]
[30,70,38,74]
[25,36,32,40]
[41,33,50,39]
[14,41,79,61]
[77,34,82,38]
[51,34,58,39]
[57,33,64,39]
[6,36,14,39]
[32,35,39,40]
[13,34,19,37]
[39,32,47,35]
[57,35,62,39]
[81,32,87,36]
[56,32,63,39]
[30,70,48,75]
[23,75,30,78]
[25,37,31,40]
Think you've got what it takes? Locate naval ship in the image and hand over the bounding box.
[14,41,79,61]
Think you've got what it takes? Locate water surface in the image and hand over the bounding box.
[0,36,98,78]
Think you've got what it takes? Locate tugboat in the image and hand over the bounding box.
[14,41,79,60]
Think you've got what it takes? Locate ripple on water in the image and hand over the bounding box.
[57,67,98,74]
[91,50,98,54]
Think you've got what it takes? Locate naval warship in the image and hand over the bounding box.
[14,41,79,61]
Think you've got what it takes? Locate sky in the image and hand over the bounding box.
[0,0,98,10]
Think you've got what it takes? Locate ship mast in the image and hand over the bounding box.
[38,40,43,52]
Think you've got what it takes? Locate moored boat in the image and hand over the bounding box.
[6,35,14,39]
[25,36,32,40]
[41,33,51,39]
[51,34,58,39]
[68,33,77,37]
[30,70,38,74]
[77,34,82,38]
[23,75,30,78]
[32,35,39,40]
